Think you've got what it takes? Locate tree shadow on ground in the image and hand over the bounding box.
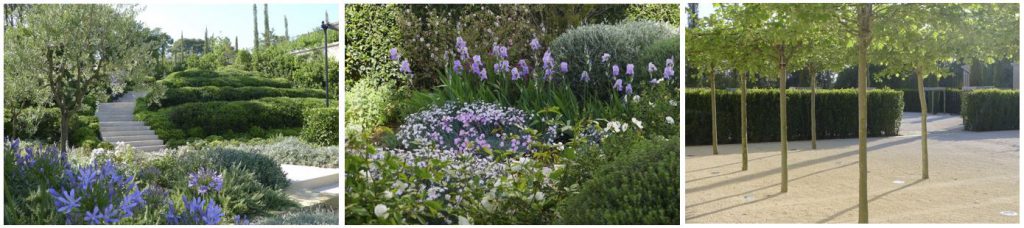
[686,136,918,194]
[816,179,927,223]
[686,160,858,211]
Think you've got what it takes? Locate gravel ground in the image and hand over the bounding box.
[685,112,1019,223]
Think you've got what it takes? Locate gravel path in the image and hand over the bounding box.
[685,112,1019,223]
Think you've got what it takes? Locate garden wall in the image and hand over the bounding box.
[685,89,904,145]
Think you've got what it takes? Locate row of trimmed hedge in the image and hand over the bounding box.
[160,69,291,88]
[151,86,325,109]
[962,89,1019,131]
[685,89,904,145]
[138,97,338,147]
[901,89,961,114]
[301,108,339,146]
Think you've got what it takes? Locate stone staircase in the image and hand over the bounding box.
[97,91,165,152]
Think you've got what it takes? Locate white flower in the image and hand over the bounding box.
[458,216,471,225]
[669,99,678,106]
[533,191,546,201]
[632,95,641,103]
[666,116,675,125]
[374,204,389,219]
[542,167,552,177]
[383,190,393,199]
[632,118,643,130]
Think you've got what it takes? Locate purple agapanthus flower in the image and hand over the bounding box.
[559,62,568,73]
[601,53,611,63]
[581,71,590,82]
[648,62,657,73]
[102,204,120,223]
[188,167,223,195]
[612,65,620,77]
[626,64,635,76]
[530,38,541,50]
[48,188,81,214]
[613,79,624,91]
[85,206,103,224]
[389,48,400,60]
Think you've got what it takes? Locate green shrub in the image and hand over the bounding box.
[685,89,904,145]
[70,114,100,147]
[638,34,680,75]
[344,4,403,87]
[345,79,403,129]
[160,69,291,88]
[291,53,339,95]
[556,135,680,225]
[625,4,681,26]
[155,86,324,109]
[204,147,290,190]
[301,108,339,146]
[139,97,336,146]
[4,141,68,225]
[191,136,338,168]
[253,197,338,225]
[961,89,1019,131]
[902,89,961,114]
[550,21,677,99]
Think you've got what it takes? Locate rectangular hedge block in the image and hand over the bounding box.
[685,88,904,145]
[962,89,1019,131]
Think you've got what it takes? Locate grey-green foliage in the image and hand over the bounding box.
[192,136,338,168]
[550,21,677,98]
[345,78,403,130]
[253,197,338,225]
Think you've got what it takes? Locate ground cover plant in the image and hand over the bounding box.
[345,4,680,225]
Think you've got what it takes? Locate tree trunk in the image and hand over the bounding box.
[59,108,71,152]
[741,71,749,171]
[711,66,719,155]
[810,65,818,149]
[253,4,259,50]
[917,68,929,179]
[856,3,873,224]
[778,46,789,193]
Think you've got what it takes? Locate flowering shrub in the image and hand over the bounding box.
[47,160,147,225]
[165,168,225,225]
[397,102,536,154]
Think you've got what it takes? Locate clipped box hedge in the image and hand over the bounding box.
[160,69,291,88]
[154,86,325,109]
[961,89,1019,131]
[901,89,961,114]
[301,108,339,146]
[139,97,338,146]
[685,89,904,145]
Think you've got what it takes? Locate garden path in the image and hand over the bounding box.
[96,91,165,152]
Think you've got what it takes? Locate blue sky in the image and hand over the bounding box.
[684,3,716,27]
[137,3,338,50]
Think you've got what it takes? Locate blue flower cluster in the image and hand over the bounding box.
[47,160,146,225]
[166,167,226,225]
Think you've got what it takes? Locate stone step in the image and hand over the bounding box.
[122,139,164,147]
[100,125,150,132]
[100,130,155,137]
[134,145,165,153]
[98,115,135,121]
[103,134,160,142]
[100,121,146,128]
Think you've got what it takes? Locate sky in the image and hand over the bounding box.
[136,3,338,50]
[683,3,717,27]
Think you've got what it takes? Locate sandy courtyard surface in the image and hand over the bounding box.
[685,112,1019,223]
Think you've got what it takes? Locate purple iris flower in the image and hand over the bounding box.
[664,65,675,80]
[511,67,521,80]
[581,71,590,82]
[530,38,541,50]
[389,48,400,60]
[648,62,657,73]
[613,79,623,91]
[612,65,620,77]
[518,59,529,74]
[559,62,568,73]
[479,68,488,81]
[626,64,635,76]
[456,37,469,60]
[601,53,611,63]
[399,60,413,75]
[453,60,463,73]
[625,83,633,94]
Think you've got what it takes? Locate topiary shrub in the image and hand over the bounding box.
[156,86,324,109]
[344,4,403,88]
[301,108,339,146]
[160,69,291,88]
[550,21,677,99]
[962,89,1019,131]
[556,135,680,225]
[204,147,290,190]
[685,88,904,145]
[150,97,335,142]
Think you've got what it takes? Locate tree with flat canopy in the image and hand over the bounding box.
[716,3,835,192]
[685,10,728,156]
[4,4,156,152]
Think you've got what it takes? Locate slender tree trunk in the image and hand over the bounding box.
[253,4,259,50]
[916,68,929,179]
[778,45,789,193]
[741,71,749,171]
[810,65,818,149]
[856,3,873,224]
[59,108,71,152]
[711,66,719,155]
[264,3,271,46]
